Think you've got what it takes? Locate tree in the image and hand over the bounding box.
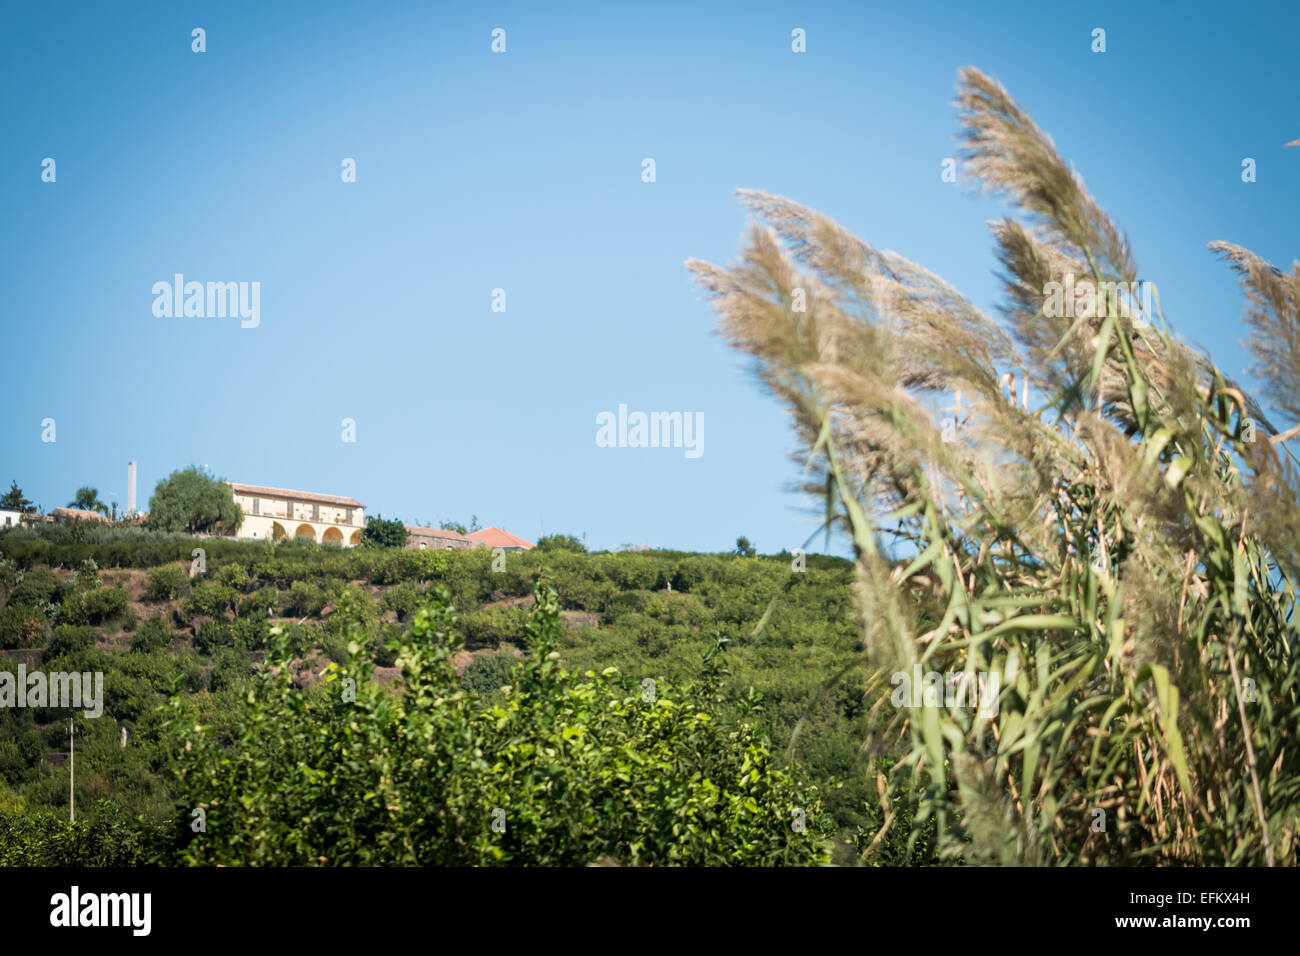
[68,487,108,516]
[439,515,481,535]
[145,467,242,534]
[733,536,756,557]
[0,481,34,513]
[537,533,585,553]
[361,514,408,548]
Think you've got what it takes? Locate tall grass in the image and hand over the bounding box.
[689,67,1300,865]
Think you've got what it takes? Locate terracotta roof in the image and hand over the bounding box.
[52,507,111,522]
[227,482,363,509]
[467,526,535,550]
[405,525,469,541]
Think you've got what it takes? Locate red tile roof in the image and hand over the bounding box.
[467,526,535,550]
[52,507,111,522]
[227,482,363,509]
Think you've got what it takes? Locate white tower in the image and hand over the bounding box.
[127,461,138,517]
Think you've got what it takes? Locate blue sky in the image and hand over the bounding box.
[2,1,1297,553]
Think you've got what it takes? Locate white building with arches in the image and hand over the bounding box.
[227,482,366,546]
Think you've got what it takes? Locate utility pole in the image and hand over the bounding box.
[68,718,75,823]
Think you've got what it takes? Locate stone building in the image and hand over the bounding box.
[404,525,473,550]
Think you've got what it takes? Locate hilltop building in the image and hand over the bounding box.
[404,525,473,550]
[467,526,535,552]
[227,482,366,546]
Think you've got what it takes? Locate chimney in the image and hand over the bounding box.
[127,461,137,516]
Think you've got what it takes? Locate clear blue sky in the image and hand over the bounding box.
[2,1,1297,552]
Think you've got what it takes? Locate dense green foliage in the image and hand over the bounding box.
[537,533,585,553]
[0,527,878,865]
[361,514,408,549]
[146,467,242,535]
[166,582,830,865]
[0,803,163,866]
[145,564,188,602]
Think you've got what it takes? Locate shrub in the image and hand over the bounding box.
[213,563,250,592]
[231,616,271,652]
[57,592,89,627]
[536,533,585,553]
[281,581,327,618]
[195,620,233,656]
[238,587,278,619]
[382,581,425,619]
[209,647,250,693]
[459,605,529,649]
[9,568,64,611]
[181,581,238,620]
[0,607,46,650]
[46,624,95,659]
[460,650,520,698]
[131,614,174,654]
[84,586,128,625]
[145,564,188,602]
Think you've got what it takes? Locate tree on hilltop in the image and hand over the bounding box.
[0,481,34,514]
[362,514,408,548]
[146,467,242,534]
[68,486,109,516]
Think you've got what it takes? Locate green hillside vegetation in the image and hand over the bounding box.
[0,525,906,865]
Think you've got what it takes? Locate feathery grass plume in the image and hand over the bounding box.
[688,67,1300,865]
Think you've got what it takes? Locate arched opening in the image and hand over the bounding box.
[322,527,344,546]
[295,523,316,542]
[270,522,286,543]
[349,530,362,546]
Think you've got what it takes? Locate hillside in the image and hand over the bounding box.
[0,525,909,864]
